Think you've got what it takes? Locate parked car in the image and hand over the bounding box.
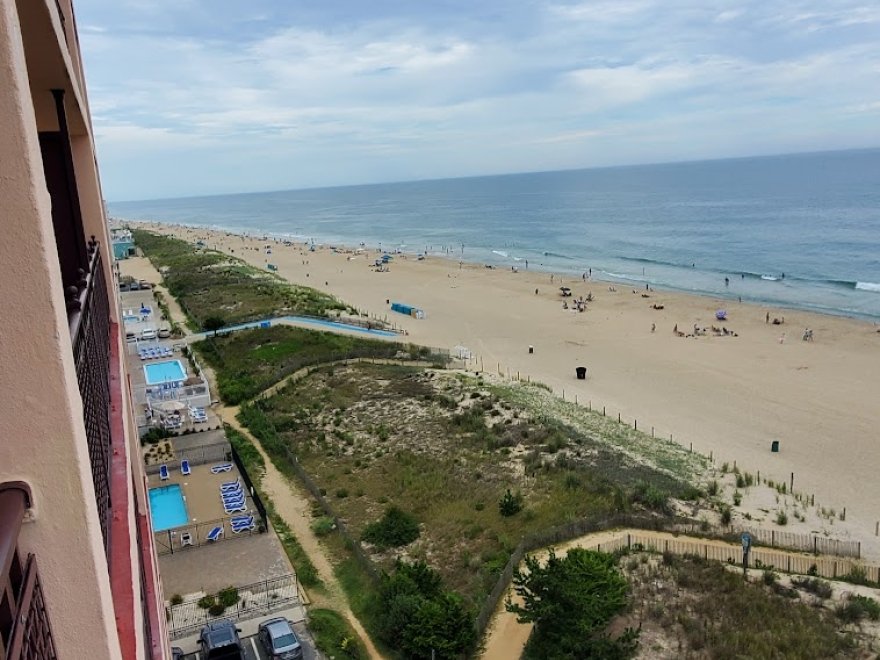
[198,619,243,659]
[171,647,184,660]
[139,279,152,289]
[140,328,157,341]
[157,326,171,338]
[258,617,303,659]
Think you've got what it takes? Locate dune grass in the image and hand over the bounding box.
[132,229,350,328]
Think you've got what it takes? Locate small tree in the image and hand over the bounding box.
[499,489,524,517]
[507,548,638,659]
[203,316,226,336]
[362,506,420,548]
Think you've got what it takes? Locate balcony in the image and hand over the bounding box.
[0,486,58,659]
[66,240,112,556]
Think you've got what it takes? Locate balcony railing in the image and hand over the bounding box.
[0,487,58,660]
[67,239,112,556]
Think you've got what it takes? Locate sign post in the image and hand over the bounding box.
[741,532,752,578]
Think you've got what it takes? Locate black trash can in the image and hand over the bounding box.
[576,366,587,380]
[771,440,780,452]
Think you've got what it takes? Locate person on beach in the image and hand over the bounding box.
[725,277,729,286]
[766,312,770,324]
[651,323,656,333]
[535,288,539,295]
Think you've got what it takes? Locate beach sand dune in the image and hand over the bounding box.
[137,223,880,557]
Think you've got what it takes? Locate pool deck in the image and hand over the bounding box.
[148,462,255,528]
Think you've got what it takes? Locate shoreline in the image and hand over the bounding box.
[113,217,880,324]
[126,220,880,559]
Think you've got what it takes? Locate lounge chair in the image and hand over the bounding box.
[159,464,169,480]
[211,463,233,474]
[221,488,243,500]
[181,459,191,476]
[222,495,245,507]
[206,526,223,542]
[231,516,255,533]
[230,514,253,526]
[180,532,194,547]
[220,478,240,491]
[224,502,247,514]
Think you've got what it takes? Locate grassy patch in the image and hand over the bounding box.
[193,325,445,403]
[238,362,696,609]
[308,608,367,659]
[625,554,860,658]
[132,229,350,328]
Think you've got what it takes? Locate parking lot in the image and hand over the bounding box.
[177,620,320,659]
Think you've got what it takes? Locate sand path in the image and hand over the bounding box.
[217,407,384,660]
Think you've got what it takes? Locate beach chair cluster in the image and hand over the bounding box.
[159,459,191,481]
[188,405,208,423]
[220,478,248,514]
[139,346,173,360]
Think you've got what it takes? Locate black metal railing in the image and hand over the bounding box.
[67,239,112,556]
[1,487,58,660]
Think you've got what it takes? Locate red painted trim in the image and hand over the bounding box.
[137,502,166,659]
[107,322,138,660]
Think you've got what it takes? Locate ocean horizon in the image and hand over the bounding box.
[110,148,880,321]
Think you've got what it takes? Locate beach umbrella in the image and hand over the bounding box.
[154,400,186,412]
[716,309,727,320]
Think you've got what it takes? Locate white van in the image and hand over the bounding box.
[141,328,157,341]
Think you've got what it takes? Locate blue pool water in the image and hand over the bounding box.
[149,484,189,532]
[221,317,399,338]
[143,359,186,385]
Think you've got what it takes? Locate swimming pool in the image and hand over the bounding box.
[144,359,186,385]
[220,316,399,338]
[149,484,189,531]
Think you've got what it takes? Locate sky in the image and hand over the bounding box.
[74,0,880,201]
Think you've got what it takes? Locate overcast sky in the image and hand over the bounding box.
[75,0,880,201]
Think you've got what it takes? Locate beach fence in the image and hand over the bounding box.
[166,573,299,638]
[153,512,265,557]
[741,527,860,559]
[475,519,880,642]
[144,441,230,476]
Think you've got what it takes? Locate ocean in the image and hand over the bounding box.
[111,148,880,321]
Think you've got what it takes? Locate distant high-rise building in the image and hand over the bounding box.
[1,0,169,657]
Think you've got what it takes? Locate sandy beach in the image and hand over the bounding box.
[131,222,880,556]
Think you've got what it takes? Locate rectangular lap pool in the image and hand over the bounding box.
[144,359,186,385]
[149,484,189,531]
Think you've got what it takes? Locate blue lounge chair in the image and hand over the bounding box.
[222,492,243,503]
[159,464,169,480]
[211,463,233,474]
[231,517,255,533]
[230,514,253,526]
[206,526,223,542]
[221,484,242,495]
[220,479,241,491]
[222,495,245,507]
[181,459,191,476]
[224,502,247,514]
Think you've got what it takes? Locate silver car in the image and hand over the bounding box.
[257,617,303,659]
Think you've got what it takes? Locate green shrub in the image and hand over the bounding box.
[776,510,788,526]
[362,506,420,548]
[141,427,172,445]
[169,594,183,606]
[197,595,215,610]
[707,480,719,496]
[218,587,239,608]
[791,577,833,599]
[733,491,743,506]
[498,489,524,517]
[836,595,880,623]
[208,603,226,616]
[311,516,336,537]
[336,488,349,499]
[720,506,732,526]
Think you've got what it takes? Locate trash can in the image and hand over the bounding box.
[528,345,534,354]
[576,366,587,380]
[771,440,780,452]
[260,321,271,329]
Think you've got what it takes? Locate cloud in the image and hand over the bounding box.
[73,0,880,199]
